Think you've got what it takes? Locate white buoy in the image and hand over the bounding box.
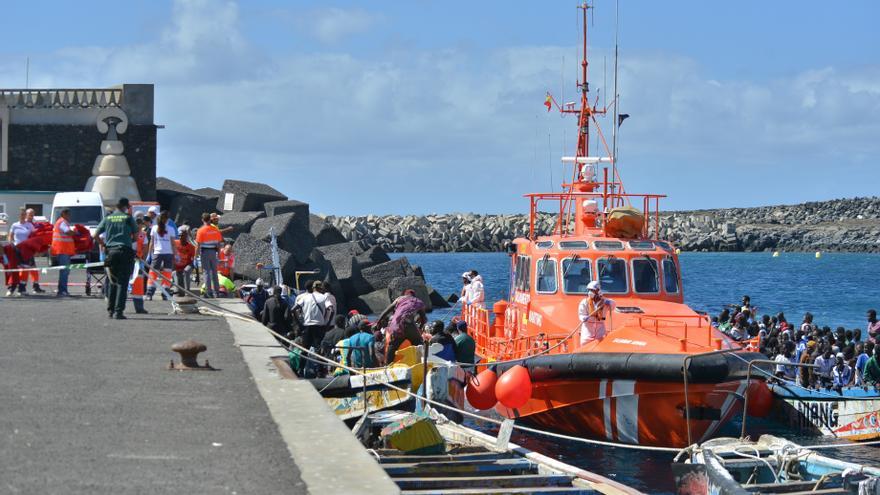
[675,248,681,255]
[772,251,780,257]
[815,251,822,259]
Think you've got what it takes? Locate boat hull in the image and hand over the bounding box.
[770,383,880,441]
[495,377,751,448]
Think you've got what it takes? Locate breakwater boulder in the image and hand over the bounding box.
[324,197,880,253]
[154,177,446,314]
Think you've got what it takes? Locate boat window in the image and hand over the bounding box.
[663,257,680,294]
[536,240,554,249]
[596,257,628,294]
[593,241,624,251]
[559,241,589,250]
[514,255,531,292]
[535,257,557,294]
[561,258,592,294]
[628,241,656,251]
[655,241,673,252]
[632,257,660,294]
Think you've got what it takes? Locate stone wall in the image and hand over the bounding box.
[325,197,880,253]
[0,124,157,200]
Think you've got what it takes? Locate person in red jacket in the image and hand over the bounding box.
[218,241,235,279]
[174,226,196,295]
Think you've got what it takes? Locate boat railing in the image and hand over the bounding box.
[636,314,720,350]
[462,302,574,361]
[524,190,666,239]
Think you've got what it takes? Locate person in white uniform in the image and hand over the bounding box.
[578,281,615,345]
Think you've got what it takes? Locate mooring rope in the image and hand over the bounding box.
[137,263,880,455]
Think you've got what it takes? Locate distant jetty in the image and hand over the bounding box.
[325,197,880,253]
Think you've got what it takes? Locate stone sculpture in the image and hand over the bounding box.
[85,107,141,206]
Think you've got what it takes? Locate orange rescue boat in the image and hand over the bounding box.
[462,3,767,448]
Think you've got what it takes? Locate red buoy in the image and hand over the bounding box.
[466,369,498,410]
[746,381,773,418]
[495,365,532,410]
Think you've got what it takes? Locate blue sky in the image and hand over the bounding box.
[1,1,878,215]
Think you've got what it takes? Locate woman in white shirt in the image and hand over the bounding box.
[146,211,178,300]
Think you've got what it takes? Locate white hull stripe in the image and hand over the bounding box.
[613,380,639,444]
[702,381,748,441]
[599,379,612,440]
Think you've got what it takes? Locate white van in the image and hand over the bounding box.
[50,192,106,263]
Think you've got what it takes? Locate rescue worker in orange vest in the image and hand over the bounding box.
[94,198,138,319]
[50,208,79,297]
[195,212,224,298]
[130,215,150,314]
[578,281,615,345]
[218,242,234,279]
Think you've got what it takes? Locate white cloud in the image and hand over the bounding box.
[0,0,877,213]
[305,7,382,44]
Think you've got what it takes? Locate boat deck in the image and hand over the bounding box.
[374,446,598,494]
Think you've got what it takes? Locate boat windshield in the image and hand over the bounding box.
[562,258,592,294]
[632,258,659,293]
[663,257,680,293]
[597,258,628,293]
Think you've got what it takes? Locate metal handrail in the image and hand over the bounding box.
[740,359,818,439]
[682,348,741,446]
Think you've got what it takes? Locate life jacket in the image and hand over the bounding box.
[175,240,195,270]
[218,250,234,276]
[586,294,607,321]
[135,230,148,258]
[50,218,76,256]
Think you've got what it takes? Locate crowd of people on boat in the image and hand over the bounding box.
[714,295,880,390]
[244,278,477,378]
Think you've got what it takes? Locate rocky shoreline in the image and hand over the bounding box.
[324,197,880,253]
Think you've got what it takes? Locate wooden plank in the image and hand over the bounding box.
[401,487,597,494]
[379,452,512,464]
[384,458,535,477]
[744,480,836,493]
[393,474,575,490]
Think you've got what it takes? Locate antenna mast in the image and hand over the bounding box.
[611,0,620,198]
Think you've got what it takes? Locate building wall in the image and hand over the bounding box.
[0,84,157,200]
[0,124,156,200]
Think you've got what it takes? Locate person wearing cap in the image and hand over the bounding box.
[577,281,615,345]
[146,206,178,239]
[94,198,138,319]
[245,278,268,318]
[452,320,476,366]
[459,272,472,303]
[347,309,368,329]
[467,270,485,307]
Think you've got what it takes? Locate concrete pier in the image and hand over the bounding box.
[0,292,397,494]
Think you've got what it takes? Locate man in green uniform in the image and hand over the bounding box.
[864,345,880,387]
[94,198,138,319]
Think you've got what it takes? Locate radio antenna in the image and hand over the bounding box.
[611,0,620,196]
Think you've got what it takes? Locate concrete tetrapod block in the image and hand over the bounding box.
[232,233,296,282]
[354,288,392,315]
[355,245,390,270]
[193,187,221,199]
[156,176,196,209]
[388,276,433,312]
[249,212,315,265]
[361,257,414,292]
[217,179,287,213]
[427,285,451,309]
[264,200,310,224]
[218,211,266,241]
[168,193,220,230]
[309,214,347,247]
[312,243,371,298]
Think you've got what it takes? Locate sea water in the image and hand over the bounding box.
[392,251,880,492]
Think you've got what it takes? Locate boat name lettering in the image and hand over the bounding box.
[796,401,838,429]
[528,311,543,326]
[513,292,531,305]
[612,338,647,347]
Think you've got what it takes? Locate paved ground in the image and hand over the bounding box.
[0,293,306,494]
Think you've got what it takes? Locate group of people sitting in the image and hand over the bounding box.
[244,280,477,378]
[714,296,880,390]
